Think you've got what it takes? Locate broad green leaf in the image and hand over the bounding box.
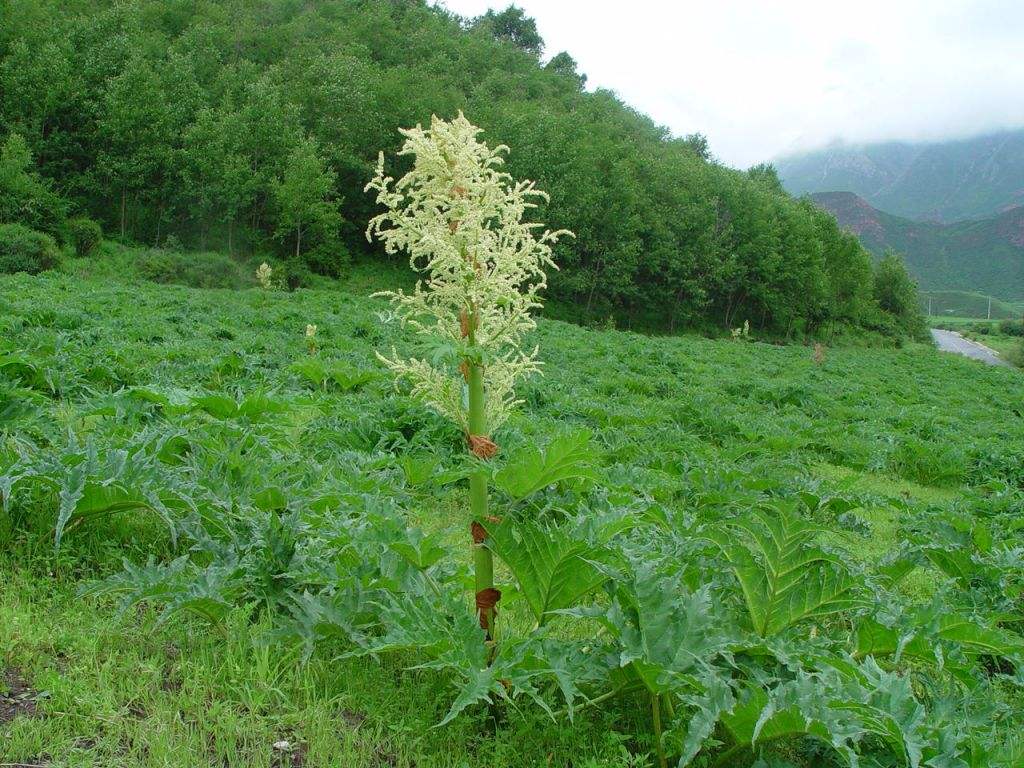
[191,393,238,419]
[0,353,40,388]
[722,688,833,746]
[126,387,170,409]
[57,478,171,549]
[855,613,1024,663]
[399,453,441,486]
[936,614,1024,656]
[483,517,608,625]
[494,430,598,501]
[922,548,978,585]
[237,392,287,418]
[253,486,288,512]
[390,529,446,570]
[289,358,327,388]
[707,508,866,637]
[876,554,918,587]
[327,363,376,392]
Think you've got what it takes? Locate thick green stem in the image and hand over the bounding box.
[651,693,667,768]
[552,686,625,719]
[467,355,495,640]
[662,693,676,721]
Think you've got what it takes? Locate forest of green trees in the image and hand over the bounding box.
[0,0,921,336]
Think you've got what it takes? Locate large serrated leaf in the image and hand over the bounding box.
[855,612,1024,663]
[922,548,979,585]
[493,430,598,501]
[57,479,171,549]
[483,517,608,625]
[708,507,866,637]
[436,665,499,726]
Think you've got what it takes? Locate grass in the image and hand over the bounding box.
[920,290,1022,320]
[3,256,1024,766]
[1,563,638,767]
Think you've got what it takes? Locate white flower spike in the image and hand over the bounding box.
[366,113,571,431]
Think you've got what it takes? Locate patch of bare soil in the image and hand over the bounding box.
[1,667,39,724]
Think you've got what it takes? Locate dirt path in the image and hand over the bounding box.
[930,328,1010,367]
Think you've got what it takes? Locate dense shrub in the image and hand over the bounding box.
[0,133,67,235]
[998,318,1024,337]
[0,222,60,274]
[873,251,926,338]
[66,217,102,257]
[135,249,249,289]
[276,259,315,291]
[1007,340,1024,369]
[303,239,349,279]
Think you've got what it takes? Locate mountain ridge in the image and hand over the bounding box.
[778,129,1024,222]
[810,191,1024,300]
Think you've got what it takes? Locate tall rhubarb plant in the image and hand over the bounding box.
[366,113,570,642]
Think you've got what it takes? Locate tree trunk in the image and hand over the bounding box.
[295,224,302,259]
[228,218,234,256]
[585,259,605,316]
[120,187,126,240]
[154,204,163,247]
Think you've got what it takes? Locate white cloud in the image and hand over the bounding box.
[436,0,1024,167]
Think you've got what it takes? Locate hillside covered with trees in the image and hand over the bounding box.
[0,0,920,336]
[811,192,1024,301]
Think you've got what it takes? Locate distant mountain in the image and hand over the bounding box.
[777,129,1024,222]
[810,191,1024,300]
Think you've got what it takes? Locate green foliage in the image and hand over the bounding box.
[287,358,377,392]
[472,6,545,56]
[0,222,59,274]
[707,507,866,637]
[272,137,343,269]
[1007,339,1024,368]
[65,216,102,257]
[0,0,902,336]
[135,248,250,288]
[482,515,612,626]
[3,271,1024,766]
[493,430,599,501]
[873,251,926,338]
[0,132,68,235]
[998,319,1024,337]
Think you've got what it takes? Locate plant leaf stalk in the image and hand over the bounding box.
[467,309,497,643]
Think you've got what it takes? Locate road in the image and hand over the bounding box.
[930,328,1011,367]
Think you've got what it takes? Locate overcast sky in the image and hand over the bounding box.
[437,0,1024,168]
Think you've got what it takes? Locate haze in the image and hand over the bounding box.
[438,0,1024,168]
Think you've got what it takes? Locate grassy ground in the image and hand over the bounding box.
[3,261,1024,766]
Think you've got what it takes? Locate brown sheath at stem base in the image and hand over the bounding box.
[475,587,501,630]
[468,434,498,459]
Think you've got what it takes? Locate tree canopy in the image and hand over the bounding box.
[0,0,919,336]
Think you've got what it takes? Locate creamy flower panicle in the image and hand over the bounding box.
[365,113,571,431]
[256,262,274,290]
